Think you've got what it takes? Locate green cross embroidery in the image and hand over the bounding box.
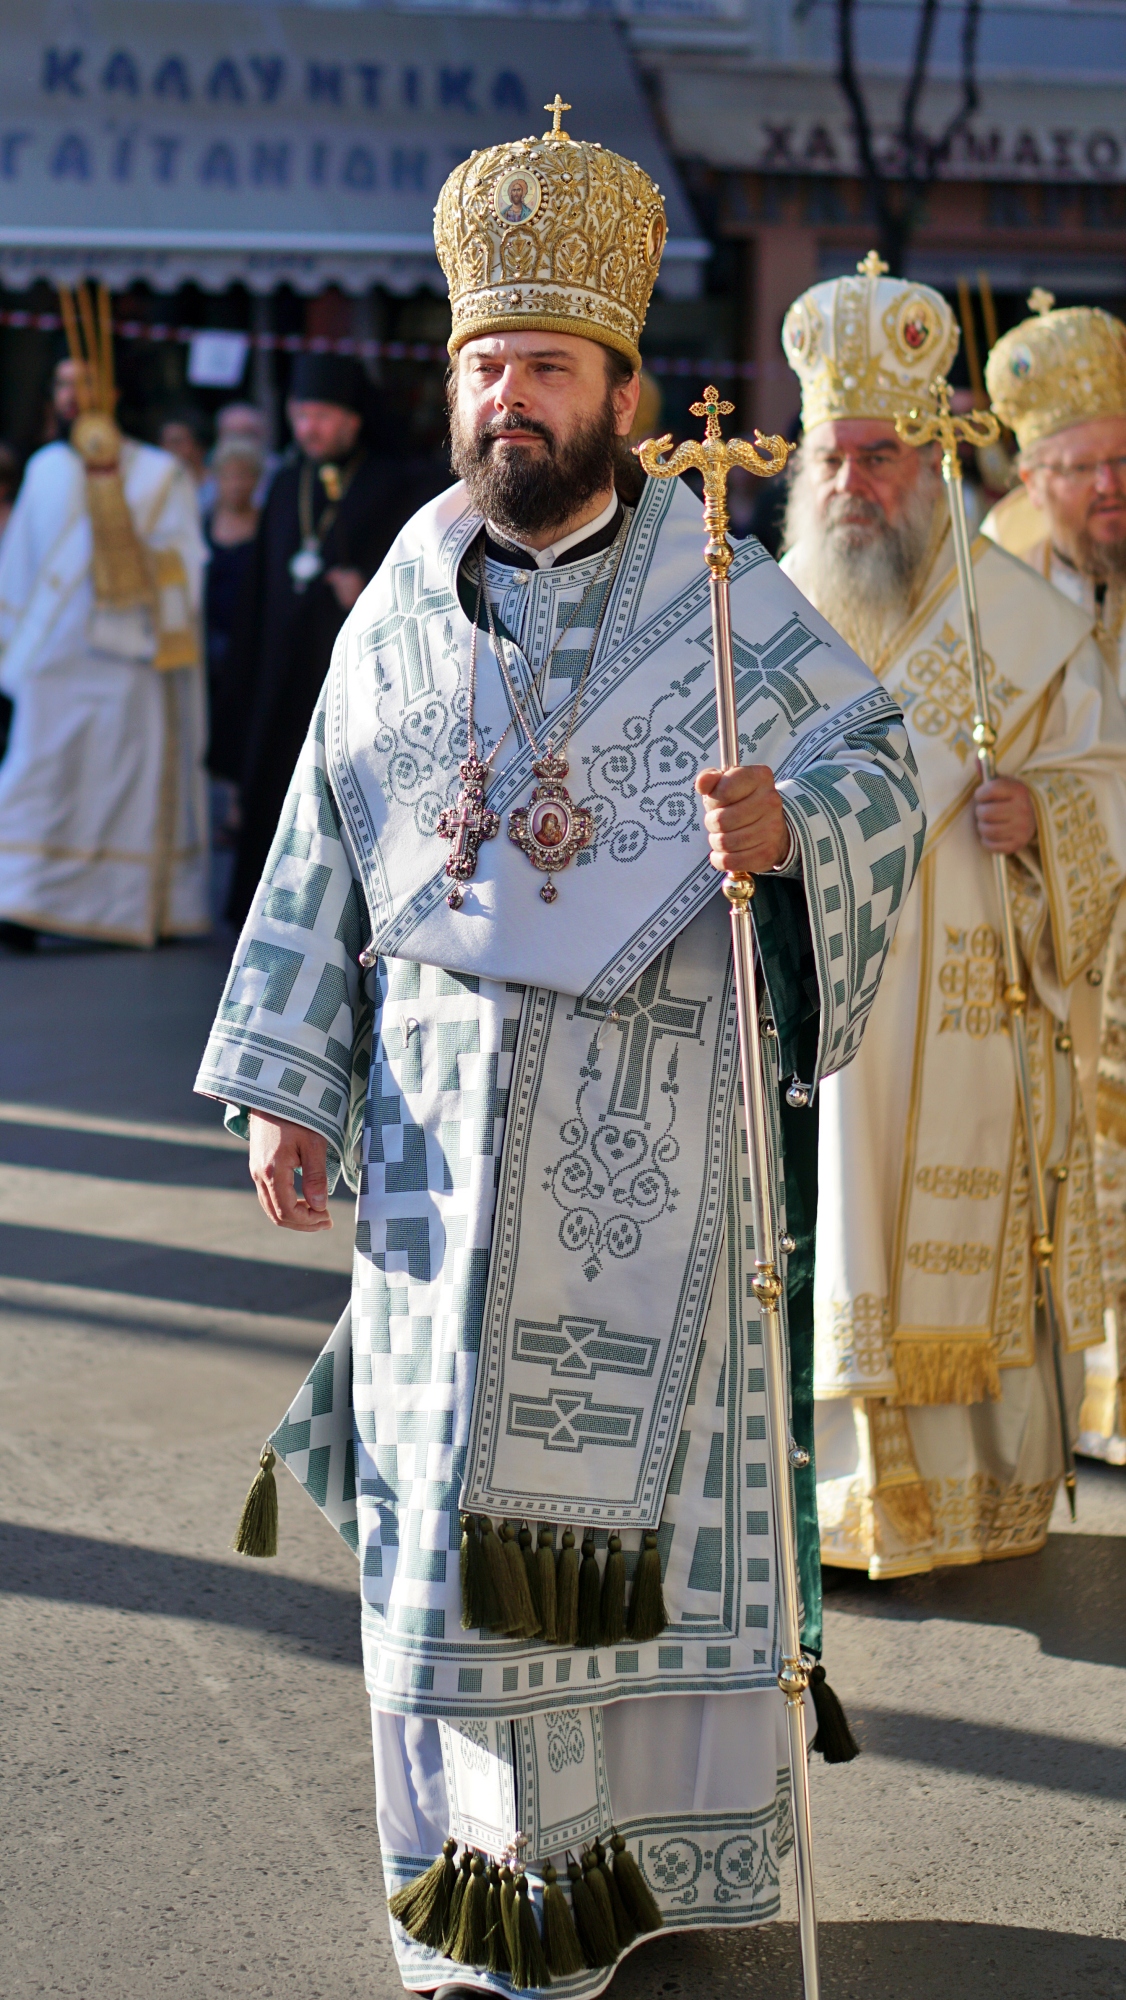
[359,557,458,701]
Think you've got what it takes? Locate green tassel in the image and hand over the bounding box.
[556,1527,579,1647]
[459,1513,488,1632]
[600,1534,626,1646]
[448,1851,488,1966]
[387,1837,458,1949]
[577,1531,602,1648]
[582,1848,619,1957]
[536,1525,558,1643]
[567,1853,616,1967]
[503,1520,541,1639]
[499,1863,517,1959]
[480,1516,520,1634]
[809,1663,861,1763]
[510,1871,552,1990]
[520,1522,541,1621]
[591,1836,635,1947]
[609,1829,662,1934]
[541,1859,585,1977]
[485,1862,512,1975]
[626,1530,667,1641]
[233,1444,278,1557]
[443,1848,473,1953]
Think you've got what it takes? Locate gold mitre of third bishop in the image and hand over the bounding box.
[433,94,667,371]
[984,290,1126,453]
[782,252,959,432]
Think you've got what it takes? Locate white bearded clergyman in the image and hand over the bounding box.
[781,256,1126,1579]
[197,113,926,1996]
[982,295,1126,1468]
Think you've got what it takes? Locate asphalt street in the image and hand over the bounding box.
[2,936,1125,2000]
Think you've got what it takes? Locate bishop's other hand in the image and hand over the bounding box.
[696,764,791,875]
[249,1111,333,1231]
[973,775,1038,855]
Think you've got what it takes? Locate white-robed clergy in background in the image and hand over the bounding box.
[196,108,925,1998]
[0,335,208,950]
[982,295,1126,1468]
[781,255,1126,1577]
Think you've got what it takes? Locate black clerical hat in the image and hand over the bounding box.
[288,352,369,414]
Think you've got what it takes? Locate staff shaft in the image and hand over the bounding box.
[711,570,821,2000]
[942,460,1077,1517]
[639,394,819,1999]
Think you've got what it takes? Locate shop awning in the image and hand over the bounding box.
[0,0,709,296]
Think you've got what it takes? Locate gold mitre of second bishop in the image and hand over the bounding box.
[782,252,959,431]
[433,95,667,371]
[984,290,1126,453]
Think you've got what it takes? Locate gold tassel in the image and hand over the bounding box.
[591,1836,634,1947]
[387,1838,458,1950]
[877,1481,934,1546]
[499,1863,517,1960]
[626,1531,667,1641]
[609,1830,662,1934]
[447,1851,488,1966]
[459,1512,488,1631]
[892,1337,1000,1406]
[485,1862,512,1975]
[502,1520,541,1639]
[567,1853,616,1967]
[541,1859,585,1976]
[556,1527,579,1646]
[233,1444,278,1557]
[600,1534,626,1645]
[480,1516,520,1634]
[443,1848,473,1953]
[510,1872,551,1990]
[536,1525,558,1643]
[577,1531,602,1648]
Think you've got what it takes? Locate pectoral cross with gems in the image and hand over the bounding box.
[435,755,500,910]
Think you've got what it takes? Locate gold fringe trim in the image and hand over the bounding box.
[876,1480,934,1546]
[1078,1375,1126,1440]
[893,1338,1001,1406]
[1096,1086,1126,1150]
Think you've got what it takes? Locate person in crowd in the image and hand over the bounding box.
[196,112,926,1994]
[203,437,263,864]
[159,407,210,490]
[223,352,416,924]
[983,293,1126,1466]
[0,304,208,951]
[779,256,1126,1575]
[204,438,262,764]
[0,443,21,545]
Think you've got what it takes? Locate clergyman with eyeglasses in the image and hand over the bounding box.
[984,293,1126,1472]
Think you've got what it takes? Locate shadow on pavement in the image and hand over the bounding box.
[0,1521,360,1666]
[823,1526,1126,1672]
[0,1219,351,1324]
[849,1704,1126,1801]
[606,1920,1126,1999]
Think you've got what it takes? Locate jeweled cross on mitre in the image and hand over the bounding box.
[544,94,571,137]
[857,250,890,277]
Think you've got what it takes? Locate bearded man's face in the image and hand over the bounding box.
[1021,414,1126,584]
[449,332,639,540]
[781,418,944,661]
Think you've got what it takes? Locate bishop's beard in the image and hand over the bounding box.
[782,449,944,666]
[1070,523,1126,587]
[448,383,633,540]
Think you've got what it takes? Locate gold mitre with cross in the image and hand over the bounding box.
[782,251,959,431]
[984,290,1126,453]
[433,94,667,371]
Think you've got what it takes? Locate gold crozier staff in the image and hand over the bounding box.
[896,379,1078,1517]
[638,394,822,2000]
